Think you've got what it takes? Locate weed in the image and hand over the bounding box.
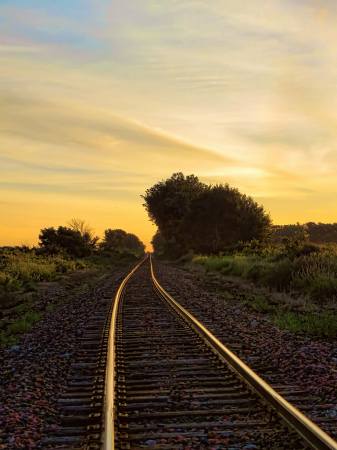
[274,310,337,338]
[13,302,30,314]
[188,245,337,304]
[251,295,274,312]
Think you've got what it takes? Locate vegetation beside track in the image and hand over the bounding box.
[0,218,145,348]
[0,249,142,348]
[145,173,337,338]
[178,245,337,338]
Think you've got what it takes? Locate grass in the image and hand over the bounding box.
[237,291,337,338]
[184,244,337,338]
[0,247,144,348]
[0,248,90,301]
[0,311,44,348]
[0,248,143,307]
[187,244,337,303]
[274,311,337,339]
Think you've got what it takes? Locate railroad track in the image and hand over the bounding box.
[43,256,337,450]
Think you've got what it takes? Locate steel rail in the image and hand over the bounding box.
[103,255,148,450]
[150,255,337,450]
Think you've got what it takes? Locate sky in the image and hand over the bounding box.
[1,0,337,250]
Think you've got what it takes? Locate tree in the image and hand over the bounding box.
[67,218,100,248]
[151,230,166,253]
[143,174,274,256]
[182,184,273,253]
[141,173,207,255]
[281,222,309,250]
[274,222,337,245]
[100,229,127,251]
[123,233,146,252]
[100,229,145,252]
[38,226,91,257]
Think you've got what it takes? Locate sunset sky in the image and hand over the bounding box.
[1,0,337,250]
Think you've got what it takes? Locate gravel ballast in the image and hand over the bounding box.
[0,263,138,449]
[153,260,337,439]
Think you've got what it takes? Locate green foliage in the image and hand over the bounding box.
[0,247,95,307]
[241,291,337,338]
[0,311,44,348]
[188,243,337,304]
[274,310,337,339]
[241,292,274,312]
[280,223,309,250]
[0,243,144,348]
[84,249,141,270]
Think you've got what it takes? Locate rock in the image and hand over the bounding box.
[59,353,71,359]
[9,345,20,351]
[304,337,311,342]
[332,358,337,362]
[200,437,210,446]
[301,347,309,352]
[145,440,156,445]
[251,320,258,327]
[234,309,241,315]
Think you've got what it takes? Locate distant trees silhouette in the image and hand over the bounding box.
[274,222,337,245]
[38,222,145,256]
[38,226,92,257]
[143,173,273,257]
[100,229,145,253]
[151,230,166,253]
[67,218,99,248]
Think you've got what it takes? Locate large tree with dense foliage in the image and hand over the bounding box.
[181,184,273,253]
[142,173,207,255]
[143,174,273,256]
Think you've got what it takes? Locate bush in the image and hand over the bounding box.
[0,248,92,298]
[187,242,337,303]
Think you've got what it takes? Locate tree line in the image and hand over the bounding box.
[37,219,145,257]
[143,173,273,257]
[274,223,337,245]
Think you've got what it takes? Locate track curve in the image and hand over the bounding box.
[45,256,337,450]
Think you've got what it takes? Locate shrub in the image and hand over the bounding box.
[188,242,337,303]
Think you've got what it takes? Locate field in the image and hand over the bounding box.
[0,247,142,347]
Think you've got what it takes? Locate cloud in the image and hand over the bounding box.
[0,93,233,179]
